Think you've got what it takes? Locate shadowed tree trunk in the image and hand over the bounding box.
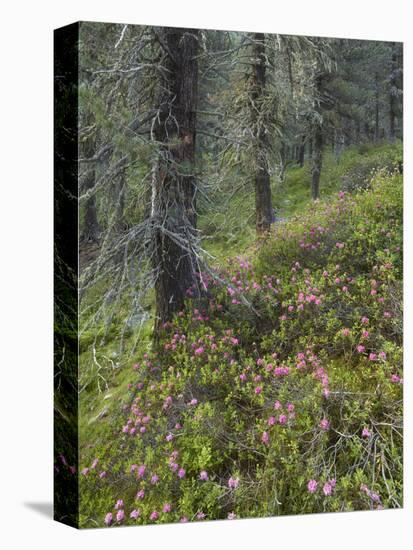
[152,28,201,334]
[81,121,101,243]
[311,124,323,200]
[389,42,402,142]
[298,135,306,167]
[374,72,380,142]
[82,179,101,242]
[251,33,273,234]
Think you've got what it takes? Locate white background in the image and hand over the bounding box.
[0,0,411,548]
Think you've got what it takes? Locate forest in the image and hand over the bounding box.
[55,23,403,527]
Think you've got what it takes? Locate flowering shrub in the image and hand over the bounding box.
[75,169,402,527]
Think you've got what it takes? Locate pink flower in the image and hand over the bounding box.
[342,328,350,337]
[130,509,140,519]
[361,330,369,339]
[104,512,113,526]
[319,418,330,431]
[307,479,318,493]
[391,374,402,383]
[274,400,281,410]
[196,511,206,520]
[136,489,145,500]
[114,499,124,510]
[227,512,236,520]
[150,474,159,485]
[239,373,247,382]
[189,398,198,406]
[162,503,172,513]
[194,347,205,355]
[278,414,287,425]
[356,344,365,353]
[137,465,146,478]
[91,458,99,469]
[228,476,239,489]
[362,427,371,438]
[361,316,369,325]
[199,470,209,481]
[323,482,332,496]
[178,468,186,479]
[369,353,378,361]
[166,433,174,442]
[180,516,189,523]
[116,509,125,522]
[267,416,276,426]
[150,510,159,521]
[254,386,262,395]
[81,467,89,476]
[99,471,107,479]
[378,351,387,361]
[261,431,269,445]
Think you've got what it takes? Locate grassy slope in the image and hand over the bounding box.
[74,142,403,527]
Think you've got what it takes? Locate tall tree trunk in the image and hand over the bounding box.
[298,135,305,167]
[82,180,101,242]
[279,141,286,183]
[152,28,200,334]
[311,125,323,200]
[251,33,273,234]
[389,42,402,142]
[308,138,313,161]
[374,72,380,142]
[81,136,101,243]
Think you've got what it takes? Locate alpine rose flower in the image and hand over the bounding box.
[362,427,371,438]
[323,482,333,496]
[228,476,239,489]
[261,431,269,445]
[150,474,159,485]
[104,512,113,526]
[307,479,318,493]
[320,418,330,431]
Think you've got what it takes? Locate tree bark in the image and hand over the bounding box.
[298,135,305,167]
[152,28,200,333]
[81,135,101,243]
[374,72,380,142]
[251,33,273,234]
[311,125,323,200]
[389,42,402,142]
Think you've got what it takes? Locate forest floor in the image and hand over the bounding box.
[71,141,403,528]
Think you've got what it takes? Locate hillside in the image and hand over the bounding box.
[74,150,403,527]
